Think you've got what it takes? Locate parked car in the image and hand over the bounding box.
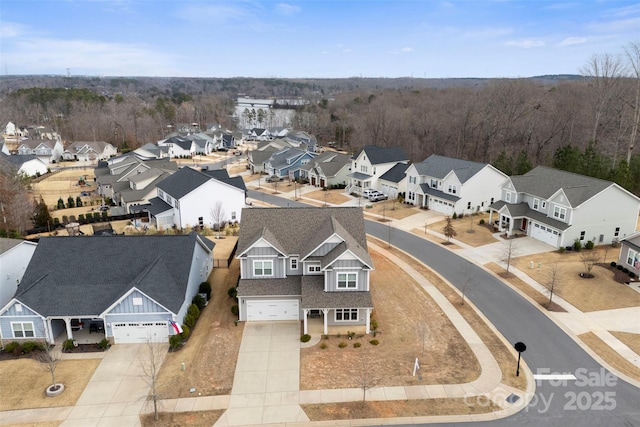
[217,147,229,152]
[362,189,377,198]
[265,175,282,183]
[368,191,388,202]
[98,205,110,212]
[233,150,242,156]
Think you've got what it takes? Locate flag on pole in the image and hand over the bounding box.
[170,320,183,334]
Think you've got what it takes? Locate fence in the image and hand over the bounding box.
[213,241,238,268]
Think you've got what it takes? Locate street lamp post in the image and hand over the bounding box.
[514,341,527,376]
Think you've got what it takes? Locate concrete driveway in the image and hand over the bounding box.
[60,344,163,427]
[215,321,309,426]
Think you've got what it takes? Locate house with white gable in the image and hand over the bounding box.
[137,167,247,230]
[405,155,508,216]
[346,145,409,196]
[236,207,374,335]
[302,151,351,188]
[63,141,118,162]
[16,139,64,164]
[489,166,640,248]
[1,153,48,177]
[0,238,37,309]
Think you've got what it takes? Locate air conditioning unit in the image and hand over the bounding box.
[198,293,209,306]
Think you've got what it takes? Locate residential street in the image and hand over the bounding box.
[250,189,640,426]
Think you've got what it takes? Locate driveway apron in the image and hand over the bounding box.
[215,321,309,426]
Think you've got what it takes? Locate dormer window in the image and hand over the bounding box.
[337,272,357,289]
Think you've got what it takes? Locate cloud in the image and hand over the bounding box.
[0,21,29,38]
[557,37,587,47]
[543,2,579,11]
[506,39,545,48]
[176,3,253,25]
[603,3,640,18]
[390,47,415,55]
[275,3,300,16]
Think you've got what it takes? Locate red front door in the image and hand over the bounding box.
[522,218,528,232]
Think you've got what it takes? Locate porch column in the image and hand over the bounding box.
[365,308,371,334]
[322,309,329,335]
[303,309,309,335]
[508,219,514,237]
[488,210,494,226]
[64,317,73,340]
[46,318,54,344]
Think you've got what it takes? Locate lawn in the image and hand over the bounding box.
[155,259,243,398]
[363,200,420,220]
[510,246,640,312]
[0,358,100,411]
[610,331,640,356]
[300,250,482,390]
[424,213,498,247]
[578,332,640,383]
[303,188,351,205]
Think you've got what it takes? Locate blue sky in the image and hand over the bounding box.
[1,0,638,78]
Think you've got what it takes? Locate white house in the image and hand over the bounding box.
[489,166,640,248]
[1,153,48,177]
[16,139,64,164]
[0,238,37,308]
[618,233,640,278]
[405,155,508,216]
[141,167,247,230]
[302,151,352,188]
[346,145,409,196]
[63,141,117,162]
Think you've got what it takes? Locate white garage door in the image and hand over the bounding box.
[431,198,454,216]
[112,321,168,344]
[531,223,559,247]
[246,300,299,321]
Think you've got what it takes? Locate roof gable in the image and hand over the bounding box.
[352,145,409,165]
[414,155,490,183]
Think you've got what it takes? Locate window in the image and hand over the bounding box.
[408,192,415,202]
[533,198,539,210]
[307,264,321,273]
[553,206,566,220]
[627,249,639,269]
[290,257,298,270]
[542,201,547,209]
[253,260,273,277]
[614,227,620,237]
[409,176,416,184]
[467,202,471,210]
[580,231,585,241]
[198,217,204,226]
[430,179,438,188]
[12,322,34,338]
[335,309,358,321]
[490,197,494,204]
[360,165,368,173]
[133,297,143,306]
[448,184,457,194]
[505,192,511,202]
[373,167,376,175]
[231,211,236,220]
[337,273,357,289]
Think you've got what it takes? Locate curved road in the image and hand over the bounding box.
[248,190,640,426]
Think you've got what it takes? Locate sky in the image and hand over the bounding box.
[0,0,639,79]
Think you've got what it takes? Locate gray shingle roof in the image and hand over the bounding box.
[510,166,614,207]
[0,238,27,255]
[237,276,301,297]
[13,235,212,317]
[489,201,571,231]
[157,167,211,199]
[301,276,372,309]
[379,163,409,183]
[413,155,489,183]
[419,184,460,202]
[352,145,409,165]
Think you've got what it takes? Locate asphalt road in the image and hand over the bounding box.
[248,190,640,426]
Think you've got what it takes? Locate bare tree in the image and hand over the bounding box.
[34,342,62,392]
[460,263,475,305]
[139,340,167,421]
[209,201,226,239]
[442,216,457,243]
[415,323,430,355]
[501,239,518,274]
[580,252,601,276]
[544,261,561,306]
[354,356,378,403]
[623,41,640,164]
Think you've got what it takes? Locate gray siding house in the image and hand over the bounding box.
[0,234,214,345]
[236,207,374,335]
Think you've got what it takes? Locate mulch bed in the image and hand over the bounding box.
[0,343,106,361]
[596,263,638,284]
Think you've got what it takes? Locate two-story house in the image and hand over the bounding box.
[157,136,197,158]
[405,155,508,216]
[300,151,351,188]
[346,145,409,196]
[16,139,64,164]
[489,166,640,248]
[236,207,374,335]
[139,167,247,230]
[62,141,118,162]
[264,147,317,180]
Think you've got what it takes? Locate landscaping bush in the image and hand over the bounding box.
[479,219,485,225]
[169,335,183,350]
[57,198,65,209]
[320,342,328,349]
[199,282,212,300]
[338,342,348,348]
[187,303,200,320]
[67,196,75,208]
[180,324,190,341]
[184,313,196,330]
[101,211,108,219]
[53,218,60,225]
[62,215,69,224]
[3,341,21,355]
[76,196,83,207]
[98,338,110,350]
[369,339,380,346]
[610,262,617,268]
[300,334,311,343]
[231,305,239,316]
[617,265,624,271]
[573,239,582,252]
[192,294,206,311]
[228,287,238,299]
[78,214,85,221]
[558,247,566,254]
[62,339,75,352]
[452,212,458,219]
[69,215,76,222]
[353,342,362,348]
[93,212,101,219]
[623,267,629,274]
[630,272,637,279]
[22,341,44,354]
[585,240,595,250]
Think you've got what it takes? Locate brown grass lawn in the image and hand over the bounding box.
[426,213,498,247]
[302,398,500,421]
[155,259,243,398]
[4,423,60,427]
[370,239,527,391]
[140,410,224,427]
[303,188,351,205]
[408,229,465,249]
[578,332,640,383]
[31,167,99,209]
[485,263,567,312]
[301,251,481,390]
[364,200,420,220]
[510,247,640,312]
[610,332,640,356]
[0,358,100,411]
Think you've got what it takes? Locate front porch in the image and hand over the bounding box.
[51,318,105,345]
[304,317,367,337]
[301,308,371,336]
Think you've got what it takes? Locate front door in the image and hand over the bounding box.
[522,218,528,232]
